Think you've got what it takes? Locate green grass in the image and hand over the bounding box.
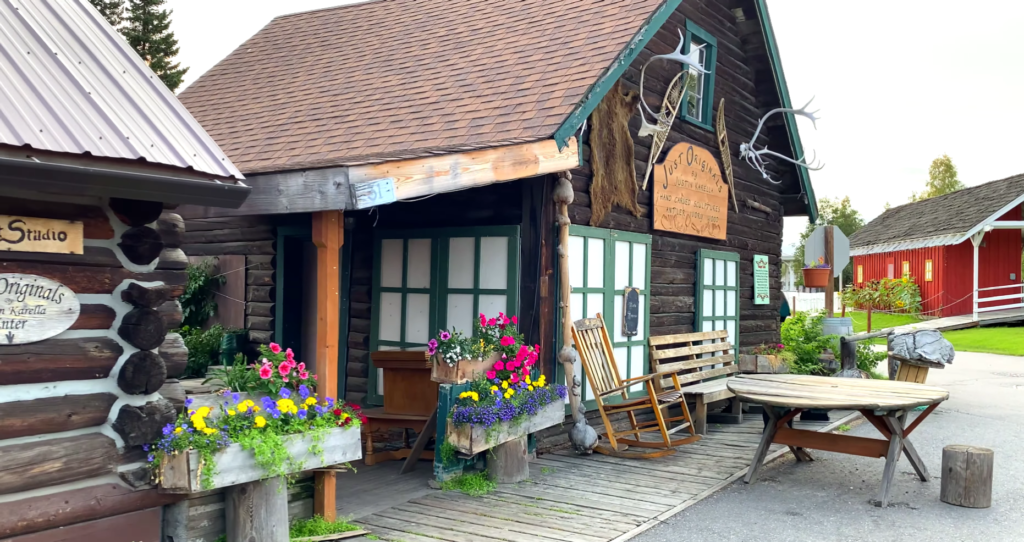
[439,471,496,496]
[943,326,1024,356]
[289,516,362,540]
[836,424,851,433]
[848,311,923,334]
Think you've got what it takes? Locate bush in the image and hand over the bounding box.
[181,324,225,379]
[856,343,889,379]
[780,311,838,375]
[180,261,224,329]
[842,276,922,314]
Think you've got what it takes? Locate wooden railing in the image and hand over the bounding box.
[974,283,1024,321]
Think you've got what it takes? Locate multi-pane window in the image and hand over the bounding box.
[902,261,910,277]
[857,264,864,284]
[925,260,933,282]
[696,249,739,361]
[682,20,718,130]
[369,227,520,404]
[562,226,651,409]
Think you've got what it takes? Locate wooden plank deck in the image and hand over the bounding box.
[338,410,858,542]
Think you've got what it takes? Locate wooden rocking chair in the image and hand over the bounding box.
[572,314,701,458]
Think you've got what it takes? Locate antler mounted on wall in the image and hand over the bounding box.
[739,97,824,184]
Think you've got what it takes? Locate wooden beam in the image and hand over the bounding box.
[178,168,351,218]
[348,137,580,204]
[312,210,343,521]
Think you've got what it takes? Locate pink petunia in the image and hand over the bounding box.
[494,361,505,371]
[440,331,451,341]
[500,336,515,347]
[282,377,289,383]
[278,363,291,377]
[297,362,306,372]
[486,370,497,379]
[511,316,518,325]
[479,313,486,326]
[285,348,295,361]
[269,343,282,354]
[259,365,273,379]
[299,370,309,379]
[487,318,497,327]
[313,375,318,380]
[510,373,519,383]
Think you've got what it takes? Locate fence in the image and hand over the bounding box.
[786,291,843,314]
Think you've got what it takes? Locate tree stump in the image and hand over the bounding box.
[940,445,993,508]
[487,436,529,484]
[226,476,290,542]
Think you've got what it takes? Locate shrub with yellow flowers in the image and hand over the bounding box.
[147,385,365,490]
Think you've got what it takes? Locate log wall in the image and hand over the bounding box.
[0,195,190,538]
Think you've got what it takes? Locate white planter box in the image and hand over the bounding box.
[158,426,362,493]
[446,399,564,455]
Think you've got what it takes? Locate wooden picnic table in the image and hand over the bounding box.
[727,374,949,507]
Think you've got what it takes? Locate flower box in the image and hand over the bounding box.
[802,267,831,288]
[445,398,564,455]
[738,354,789,374]
[431,352,501,385]
[157,426,362,493]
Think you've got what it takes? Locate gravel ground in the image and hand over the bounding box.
[630,351,1024,542]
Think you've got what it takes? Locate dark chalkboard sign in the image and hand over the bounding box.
[623,287,640,337]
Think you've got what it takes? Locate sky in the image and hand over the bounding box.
[167,0,1024,252]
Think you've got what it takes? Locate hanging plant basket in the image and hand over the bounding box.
[431,352,501,385]
[157,426,362,493]
[446,399,564,455]
[802,267,831,288]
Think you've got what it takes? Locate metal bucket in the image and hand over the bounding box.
[822,317,853,337]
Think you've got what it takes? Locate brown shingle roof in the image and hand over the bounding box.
[179,0,662,174]
[850,174,1024,250]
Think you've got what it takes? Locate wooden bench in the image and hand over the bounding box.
[649,330,741,435]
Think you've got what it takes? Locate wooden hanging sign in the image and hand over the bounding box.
[653,143,728,240]
[0,274,80,345]
[0,215,83,254]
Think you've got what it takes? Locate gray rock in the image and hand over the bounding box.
[891,329,955,365]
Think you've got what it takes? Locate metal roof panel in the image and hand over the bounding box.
[0,0,242,179]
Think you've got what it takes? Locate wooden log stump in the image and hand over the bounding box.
[112,399,176,447]
[226,476,290,542]
[118,307,167,350]
[486,436,529,484]
[117,351,167,395]
[109,198,164,227]
[940,445,993,508]
[121,282,175,309]
[119,226,166,265]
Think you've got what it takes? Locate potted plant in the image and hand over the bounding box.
[802,257,831,288]
[739,343,792,374]
[430,312,517,384]
[151,343,365,493]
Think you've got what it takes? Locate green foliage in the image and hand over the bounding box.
[181,261,224,329]
[842,276,922,313]
[213,536,226,542]
[440,471,497,497]
[289,515,362,539]
[124,0,188,91]
[856,343,888,379]
[88,0,125,27]
[540,466,554,475]
[794,196,866,287]
[837,424,851,433]
[180,324,225,379]
[205,353,259,392]
[780,312,838,375]
[911,154,965,201]
[439,439,458,466]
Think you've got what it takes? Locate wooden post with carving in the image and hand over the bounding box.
[553,172,582,421]
[312,210,344,521]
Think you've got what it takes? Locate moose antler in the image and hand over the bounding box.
[739,97,824,184]
[638,29,707,122]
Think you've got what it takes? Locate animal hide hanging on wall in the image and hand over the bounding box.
[588,79,642,227]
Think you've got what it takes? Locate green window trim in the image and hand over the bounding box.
[368,226,521,405]
[696,249,739,363]
[556,225,652,412]
[680,19,718,132]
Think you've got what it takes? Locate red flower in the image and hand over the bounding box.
[332,408,343,416]
[351,404,361,411]
[358,414,368,424]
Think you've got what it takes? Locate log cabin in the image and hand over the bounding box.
[0,1,250,540]
[175,0,821,527]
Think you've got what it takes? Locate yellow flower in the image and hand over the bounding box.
[470,392,479,402]
[507,388,515,396]
[528,386,534,391]
[228,410,236,416]
[277,398,295,411]
[237,403,249,413]
[202,427,218,435]
[174,427,183,434]
[252,405,261,413]
[902,277,908,283]
[254,416,266,428]
[501,381,509,390]
[196,406,212,418]
[305,397,318,406]
[490,385,499,392]
[525,375,531,384]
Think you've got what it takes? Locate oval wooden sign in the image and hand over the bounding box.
[0,274,80,345]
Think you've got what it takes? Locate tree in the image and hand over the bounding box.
[124,0,188,92]
[89,0,125,28]
[794,196,865,288]
[910,154,965,201]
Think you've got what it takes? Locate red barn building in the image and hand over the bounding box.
[850,175,1024,318]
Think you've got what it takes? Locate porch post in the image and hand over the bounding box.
[971,232,984,322]
[312,210,344,520]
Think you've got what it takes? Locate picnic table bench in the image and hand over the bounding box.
[649,330,741,435]
[728,374,949,507]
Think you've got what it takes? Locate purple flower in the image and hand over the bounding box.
[427,339,438,355]
[298,409,308,418]
[315,405,326,415]
[162,424,174,436]
[142,443,150,451]
[440,331,451,341]
[298,385,311,400]
[279,388,291,399]
[270,409,281,419]
[185,397,194,407]
[221,389,231,397]
[326,397,335,408]
[231,392,241,403]
[147,453,155,462]
[261,396,275,409]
